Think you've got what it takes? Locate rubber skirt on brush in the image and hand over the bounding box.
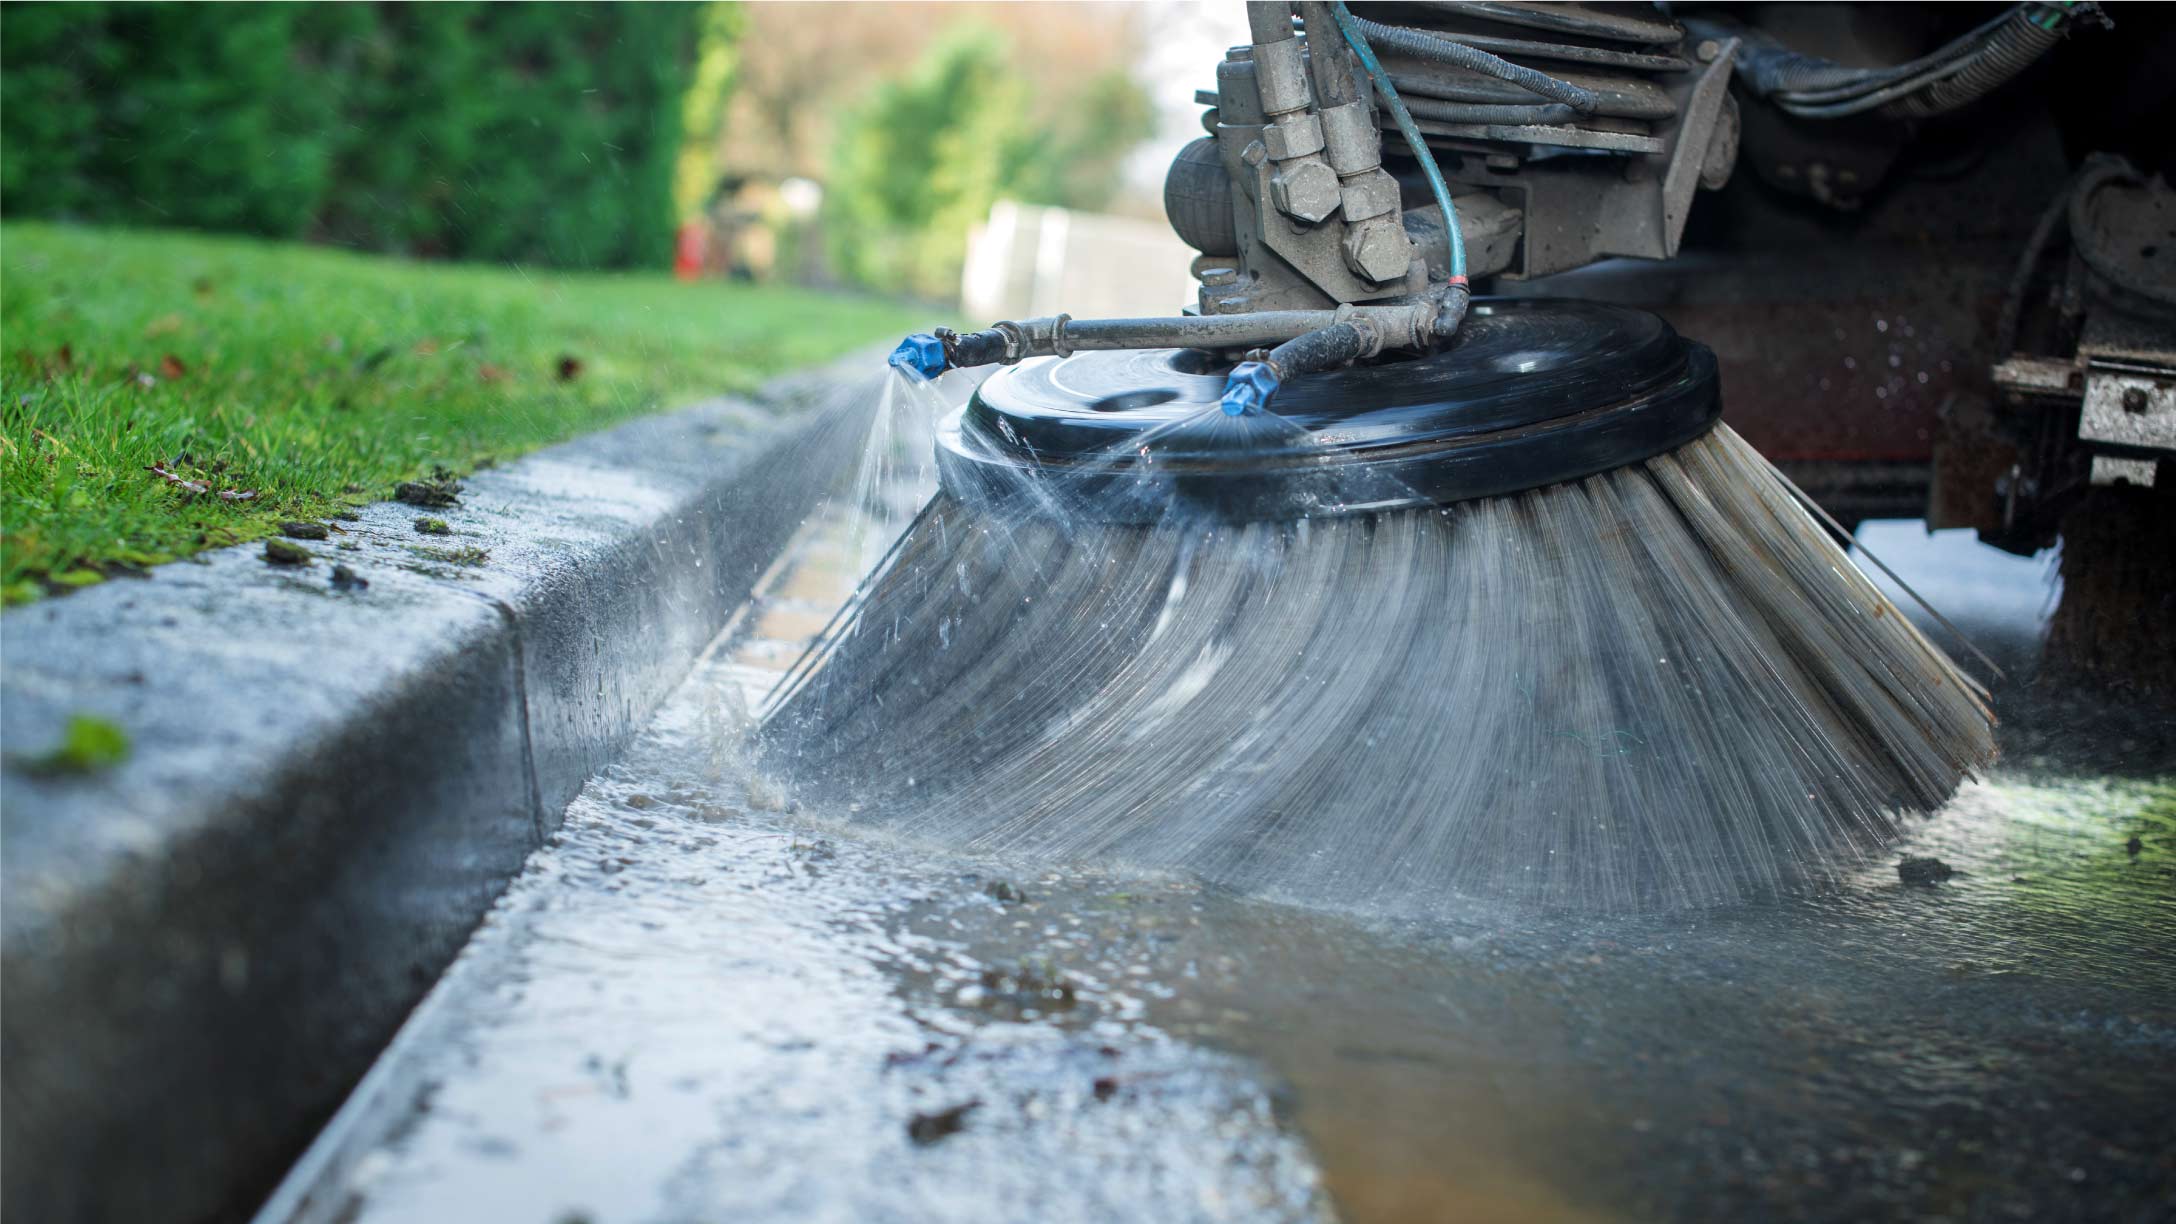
[759,424,1995,913]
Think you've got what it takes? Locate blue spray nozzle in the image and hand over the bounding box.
[888,333,949,379]
[1219,361,1281,417]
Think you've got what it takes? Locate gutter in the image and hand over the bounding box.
[1,355,878,1223]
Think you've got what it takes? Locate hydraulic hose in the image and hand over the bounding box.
[1328,3,1464,284]
[1698,3,2093,121]
[1269,321,1374,375]
[1219,282,1469,417]
[1246,0,1293,46]
[1333,12,1600,113]
[1772,59,1979,121]
[1296,2,1360,107]
[1709,8,2014,102]
[1882,8,2064,120]
[1219,321,1376,417]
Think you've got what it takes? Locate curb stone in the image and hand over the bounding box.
[1,355,879,1224]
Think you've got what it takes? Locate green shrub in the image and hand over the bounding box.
[823,26,1154,301]
[0,2,704,268]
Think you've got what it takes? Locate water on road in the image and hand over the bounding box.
[260,435,2175,1224]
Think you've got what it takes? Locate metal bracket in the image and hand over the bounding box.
[2079,369,2176,453]
[1656,36,1739,257]
[1246,157,1417,303]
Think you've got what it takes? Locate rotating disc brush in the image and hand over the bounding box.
[761,298,1995,913]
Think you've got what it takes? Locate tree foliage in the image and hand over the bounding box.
[0,2,704,268]
[822,26,1155,300]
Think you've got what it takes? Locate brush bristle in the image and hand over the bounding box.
[760,419,1995,913]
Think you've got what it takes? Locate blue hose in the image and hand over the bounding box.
[1328,2,1464,283]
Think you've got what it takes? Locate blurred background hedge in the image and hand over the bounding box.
[1,1,1164,298]
[0,1,702,269]
[819,25,1153,300]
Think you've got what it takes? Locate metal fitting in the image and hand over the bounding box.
[932,313,1074,367]
[1252,38,1312,114]
[1270,160,1341,224]
[1341,217,1412,283]
[1337,168,1401,223]
[1261,113,1325,161]
[1317,100,1381,176]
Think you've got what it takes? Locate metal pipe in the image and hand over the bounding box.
[937,306,1435,368]
[1067,312,1342,350]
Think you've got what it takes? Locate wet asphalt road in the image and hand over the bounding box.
[258,513,2174,1224]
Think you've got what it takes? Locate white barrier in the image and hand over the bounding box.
[961,199,1200,322]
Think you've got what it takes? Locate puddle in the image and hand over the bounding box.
[261,664,1331,1224]
[261,411,2176,1223]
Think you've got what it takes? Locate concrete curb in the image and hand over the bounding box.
[1,356,878,1223]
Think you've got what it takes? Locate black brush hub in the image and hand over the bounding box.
[936,297,1722,523]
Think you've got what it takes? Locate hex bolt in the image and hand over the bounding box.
[1696,39,1722,63]
[1341,217,1411,283]
[1270,161,1340,224]
[2121,386,2151,414]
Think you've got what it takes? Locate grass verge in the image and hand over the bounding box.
[1,222,923,603]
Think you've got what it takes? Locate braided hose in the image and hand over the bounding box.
[1695,3,2091,121]
[1711,7,2015,102]
[1881,9,2064,119]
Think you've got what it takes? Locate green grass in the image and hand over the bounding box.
[1,222,923,604]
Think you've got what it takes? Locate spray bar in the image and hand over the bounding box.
[893,293,1454,374]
